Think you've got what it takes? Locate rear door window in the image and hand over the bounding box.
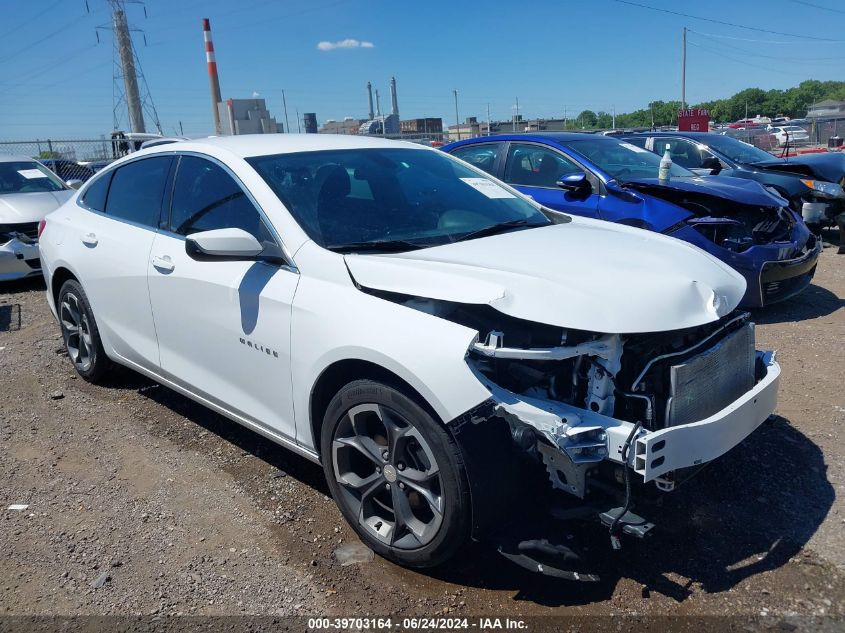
[80,172,113,212]
[504,143,582,188]
[449,142,504,176]
[652,138,703,169]
[104,156,172,228]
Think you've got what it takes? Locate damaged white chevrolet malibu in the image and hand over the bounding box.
[38,135,779,571]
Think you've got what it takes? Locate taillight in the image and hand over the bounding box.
[37,219,47,238]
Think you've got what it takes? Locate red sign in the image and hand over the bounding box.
[678,108,710,132]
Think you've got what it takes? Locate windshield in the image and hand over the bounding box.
[563,138,693,182]
[0,161,67,194]
[247,148,550,251]
[706,135,776,164]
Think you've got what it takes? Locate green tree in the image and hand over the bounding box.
[577,110,598,127]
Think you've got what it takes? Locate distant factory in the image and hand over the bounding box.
[218,98,281,135]
[203,19,281,135]
[316,76,442,138]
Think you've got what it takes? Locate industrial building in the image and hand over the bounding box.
[400,118,443,134]
[217,98,281,135]
[359,77,401,136]
[319,118,361,135]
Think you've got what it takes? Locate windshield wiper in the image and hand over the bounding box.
[326,239,425,253]
[453,218,547,243]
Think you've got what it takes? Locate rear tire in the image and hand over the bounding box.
[57,279,112,383]
[321,379,471,568]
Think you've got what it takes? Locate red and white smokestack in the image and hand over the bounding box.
[203,18,223,135]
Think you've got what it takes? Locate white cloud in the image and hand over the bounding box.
[317,39,375,51]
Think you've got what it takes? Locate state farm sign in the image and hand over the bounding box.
[678,108,710,132]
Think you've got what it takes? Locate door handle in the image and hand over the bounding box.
[151,254,175,273]
[81,232,98,247]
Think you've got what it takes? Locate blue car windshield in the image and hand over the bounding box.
[564,138,694,182]
[705,135,776,164]
[247,148,550,251]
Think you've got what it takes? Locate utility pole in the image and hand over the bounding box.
[282,90,290,133]
[295,108,301,133]
[513,96,519,131]
[681,26,687,111]
[612,105,616,129]
[453,90,460,140]
[486,103,491,136]
[563,105,567,130]
[110,0,145,133]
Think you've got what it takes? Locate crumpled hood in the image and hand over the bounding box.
[345,219,747,334]
[625,175,784,207]
[0,190,73,224]
[751,153,845,183]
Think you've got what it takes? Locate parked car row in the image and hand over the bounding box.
[29,134,788,575]
[444,132,824,307]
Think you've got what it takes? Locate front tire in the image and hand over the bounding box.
[58,279,112,383]
[321,379,471,568]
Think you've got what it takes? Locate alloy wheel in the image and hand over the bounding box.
[332,403,444,549]
[60,292,93,372]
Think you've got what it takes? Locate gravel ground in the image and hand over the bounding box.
[1,234,843,623]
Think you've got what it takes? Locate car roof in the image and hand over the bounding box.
[0,155,42,164]
[453,132,614,144]
[630,131,723,140]
[138,133,431,159]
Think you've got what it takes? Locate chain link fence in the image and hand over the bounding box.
[0,133,449,183]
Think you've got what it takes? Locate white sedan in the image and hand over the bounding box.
[770,125,810,146]
[39,135,780,569]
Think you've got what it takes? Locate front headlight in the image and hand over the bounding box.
[801,179,845,199]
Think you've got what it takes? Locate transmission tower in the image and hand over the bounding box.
[99,0,161,134]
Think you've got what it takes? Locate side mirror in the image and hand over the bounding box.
[185,228,263,259]
[701,156,722,175]
[65,179,84,189]
[556,172,590,192]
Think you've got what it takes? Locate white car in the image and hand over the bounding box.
[769,125,810,146]
[1,155,73,281]
[38,135,780,570]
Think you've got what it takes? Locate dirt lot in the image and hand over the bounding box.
[1,235,844,625]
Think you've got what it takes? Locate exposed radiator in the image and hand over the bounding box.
[666,322,756,427]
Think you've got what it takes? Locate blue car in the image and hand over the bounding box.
[443,133,821,308]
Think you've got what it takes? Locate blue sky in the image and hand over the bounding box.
[1,0,844,139]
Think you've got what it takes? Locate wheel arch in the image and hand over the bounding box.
[308,358,442,458]
[50,266,80,309]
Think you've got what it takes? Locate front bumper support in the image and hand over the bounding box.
[483,351,780,488]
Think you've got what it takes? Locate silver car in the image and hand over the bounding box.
[0,156,73,281]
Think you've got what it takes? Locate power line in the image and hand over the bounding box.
[686,41,803,76]
[689,31,845,62]
[0,0,64,39]
[787,0,845,15]
[609,0,845,42]
[685,30,843,44]
[0,12,89,63]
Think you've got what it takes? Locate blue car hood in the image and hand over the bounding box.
[624,176,784,207]
[750,153,845,183]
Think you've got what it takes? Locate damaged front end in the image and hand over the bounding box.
[625,181,821,307]
[0,222,42,281]
[376,291,779,554]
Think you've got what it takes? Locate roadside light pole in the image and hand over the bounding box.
[453,90,460,140]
